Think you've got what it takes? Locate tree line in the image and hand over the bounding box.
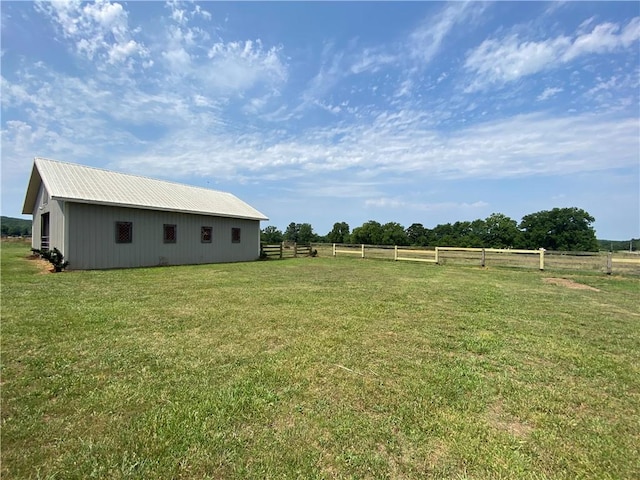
[261,207,612,252]
[1,217,31,237]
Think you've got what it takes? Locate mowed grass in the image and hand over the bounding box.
[2,241,639,479]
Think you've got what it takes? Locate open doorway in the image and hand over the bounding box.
[41,212,50,251]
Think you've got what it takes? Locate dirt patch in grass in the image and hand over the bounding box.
[26,254,53,274]
[543,277,600,292]
[487,402,533,438]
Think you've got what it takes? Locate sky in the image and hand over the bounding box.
[1,1,639,240]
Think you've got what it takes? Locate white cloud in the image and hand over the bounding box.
[296,45,345,111]
[465,17,640,91]
[206,40,287,91]
[108,39,143,64]
[350,47,398,75]
[365,197,407,209]
[537,87,563,101]
[364,197,488,211]
[165,0,212,25]
[35,0,149,67]
[409,2,484,65]
[192,4,212,21]
[465,35,570,91]
[563,17,640,61]
[162,44,192,72]
[106,106,639,188]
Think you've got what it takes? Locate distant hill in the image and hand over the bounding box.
[1,216,32,236]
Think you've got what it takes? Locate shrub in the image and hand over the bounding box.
[32,247,69,272]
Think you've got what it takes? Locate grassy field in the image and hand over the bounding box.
[2,240,639,479]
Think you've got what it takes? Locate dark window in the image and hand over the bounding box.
[201,226,212,243]
[232,227,241,243]
[116,222,133,243]
[164,224,177,243]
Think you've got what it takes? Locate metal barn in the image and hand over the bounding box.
[22,157,268,270]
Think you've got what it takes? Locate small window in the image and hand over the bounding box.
[116,222,132,244]
[201,226,212,243]
[164,224,177,243]
[231,227,241,243]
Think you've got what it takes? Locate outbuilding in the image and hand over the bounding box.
[22,157,268,270]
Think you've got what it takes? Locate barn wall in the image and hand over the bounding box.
[30,184,65,253]
[66,203,261,269]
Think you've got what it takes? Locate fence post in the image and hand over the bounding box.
[294,242,298,258]
[279,242,283,259]
[394,245,398,261]
[333,243,336,257]
[606,253,612,275]
[435,246,439,264]
[361,244,365,259]
[539,248,545,271]
[481,248,486,267]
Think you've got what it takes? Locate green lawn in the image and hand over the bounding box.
[2,240,639,479]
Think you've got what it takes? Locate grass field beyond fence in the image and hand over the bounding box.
[2,241,639,479]
[318,243,640,275]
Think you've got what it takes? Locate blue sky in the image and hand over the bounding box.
[2,1,639,240]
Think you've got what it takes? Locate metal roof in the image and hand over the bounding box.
[22,157,268,221]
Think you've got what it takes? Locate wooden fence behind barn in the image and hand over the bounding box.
[317,243,640,275]
[261,242,314,259]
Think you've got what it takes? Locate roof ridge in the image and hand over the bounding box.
[34,157,232,196]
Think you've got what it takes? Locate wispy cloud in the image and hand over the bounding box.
[408,1,484,65]
[109,108,639,185]
[206,40,287,91]
[365,197,488,211]
[35,0,149,68]
[350,47,397,75]
[537,87,563,101]
[465,17,640,91]
[563,17,640,61]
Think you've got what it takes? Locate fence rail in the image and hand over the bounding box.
[322,243,640,275]
[261,243,314,259]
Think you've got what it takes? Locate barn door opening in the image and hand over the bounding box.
[41,212,50,251]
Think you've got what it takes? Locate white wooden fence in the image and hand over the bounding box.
[329,243,640,274]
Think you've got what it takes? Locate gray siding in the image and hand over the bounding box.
[30,185,65,253]
[66,203,261,269]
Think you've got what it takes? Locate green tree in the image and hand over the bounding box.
[298,223,317,244]
[430,222,454,246]
[261,225,283,244]
[351,220,383,245]
[406,223,429,246]
[283,222,317,244]
[8,225,23,236]
[284,222,299,243]
[327,222,350,244]
[519,207,598,251]
[381,222,409,245]
[484,213,520,248]
[450,219,485,247]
